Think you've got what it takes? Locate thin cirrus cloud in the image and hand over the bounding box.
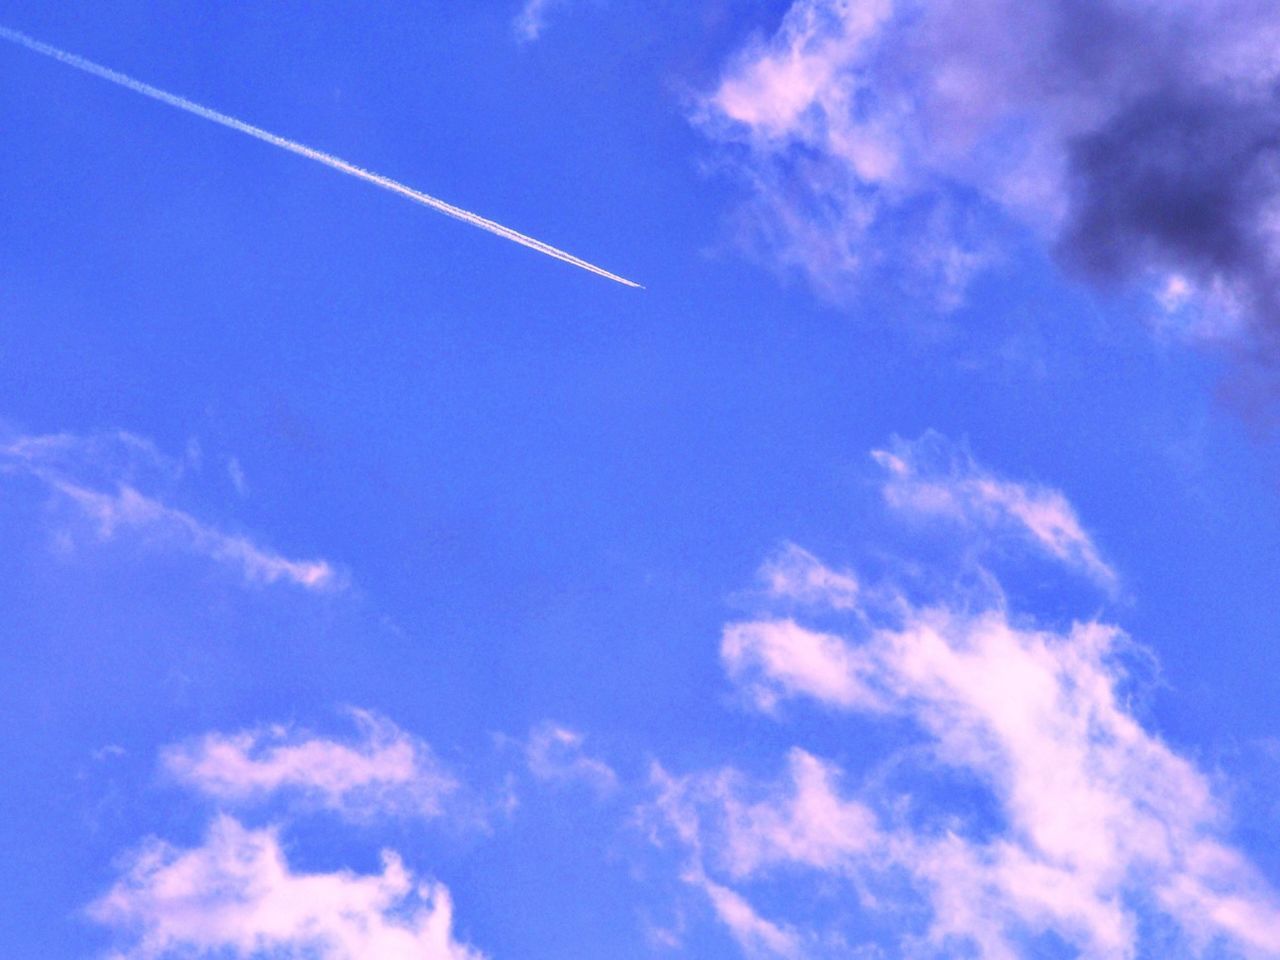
[89,815,482,960]
[686,866,802,960]
[523,721,619,795]
[513,0,572,42]
[163,709,456,820]
[756,542,860,610]
[872,431,1117,590]
[700,0,1280,355]
[646,439,1280,958]
[0,427,340,591]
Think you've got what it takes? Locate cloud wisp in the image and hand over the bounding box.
[0,24,641,289]
[756,542,861,610]
[523,721,619,795]
[90,815,483,960]
[163,710,456,820]
[647,440,1280,958]
[872,431,1117,590]
[513,0,571,43]
[0,428,340,590]
[700,0,1280,359]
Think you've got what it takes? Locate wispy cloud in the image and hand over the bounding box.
[722,619,880,713]
[757,542,860,610]
[524,721,618,795]
[699,0,1280,356]
[513,0,571,43]
[226,456,247,496]
[1,428,341,591]
[53,480,338,588]
[645,443,1280,958]
[163,710,455,820]
[90,815,483,960]
[873,431,1117,589]
[686,867,801,959]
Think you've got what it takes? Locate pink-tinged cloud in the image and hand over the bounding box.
[650,750,878,958]
[722,619,881,712]
[53,479,338,589]
[699,581,1280,956]
[757,542,859,610]
[646,444,1279,957]
[163,710,455,820]
[0,429,341,591]
[524,721,618,795]
[687,869,801,959]
[873,432,1117,589]
[711,0,891,158]
[89,815,482,960]
[653,748,880,879]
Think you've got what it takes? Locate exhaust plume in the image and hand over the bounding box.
[0,25,641,288]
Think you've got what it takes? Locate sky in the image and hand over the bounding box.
[3,2,1280,958]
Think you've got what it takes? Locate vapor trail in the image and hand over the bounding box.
[0,25,641,288]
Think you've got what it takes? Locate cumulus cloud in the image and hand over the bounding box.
[0,428,340,590]
[524,721,619,795]
[646,440,1280,958]
[90,815,482,960]
[700,0,1280,354]
[872,431,1117,589]
[163,710,456,820]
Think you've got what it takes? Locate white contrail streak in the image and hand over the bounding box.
[0,24,642,288]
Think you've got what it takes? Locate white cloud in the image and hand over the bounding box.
[722,619,880,713]
[872,432,1116,589]
[711,0,891,157]
[650,753,870,959]
[89,815,483,960]
[0,428,340,591]
[524,721,618,795]
[661,587,1280,956]
[696,0,975,302]
[226,456,247,496]
[827,603,1261,950]
[163,710,455,820]
[757,542,859,610]
[689,869,801,959]
[654,748,879,879]
[513,0,570,42]
[645,442,1280,958]
[54,479,338,589]
[1,429,181,485]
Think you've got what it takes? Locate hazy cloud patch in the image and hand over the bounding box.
[0,427,341,591]
[163,709,456,820]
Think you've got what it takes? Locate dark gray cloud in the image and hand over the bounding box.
[701,0,1280,366]
[1063,88,1280,333]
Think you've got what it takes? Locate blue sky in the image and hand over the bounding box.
[3,2,1280,958]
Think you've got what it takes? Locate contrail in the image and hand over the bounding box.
[0,24,642,288]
